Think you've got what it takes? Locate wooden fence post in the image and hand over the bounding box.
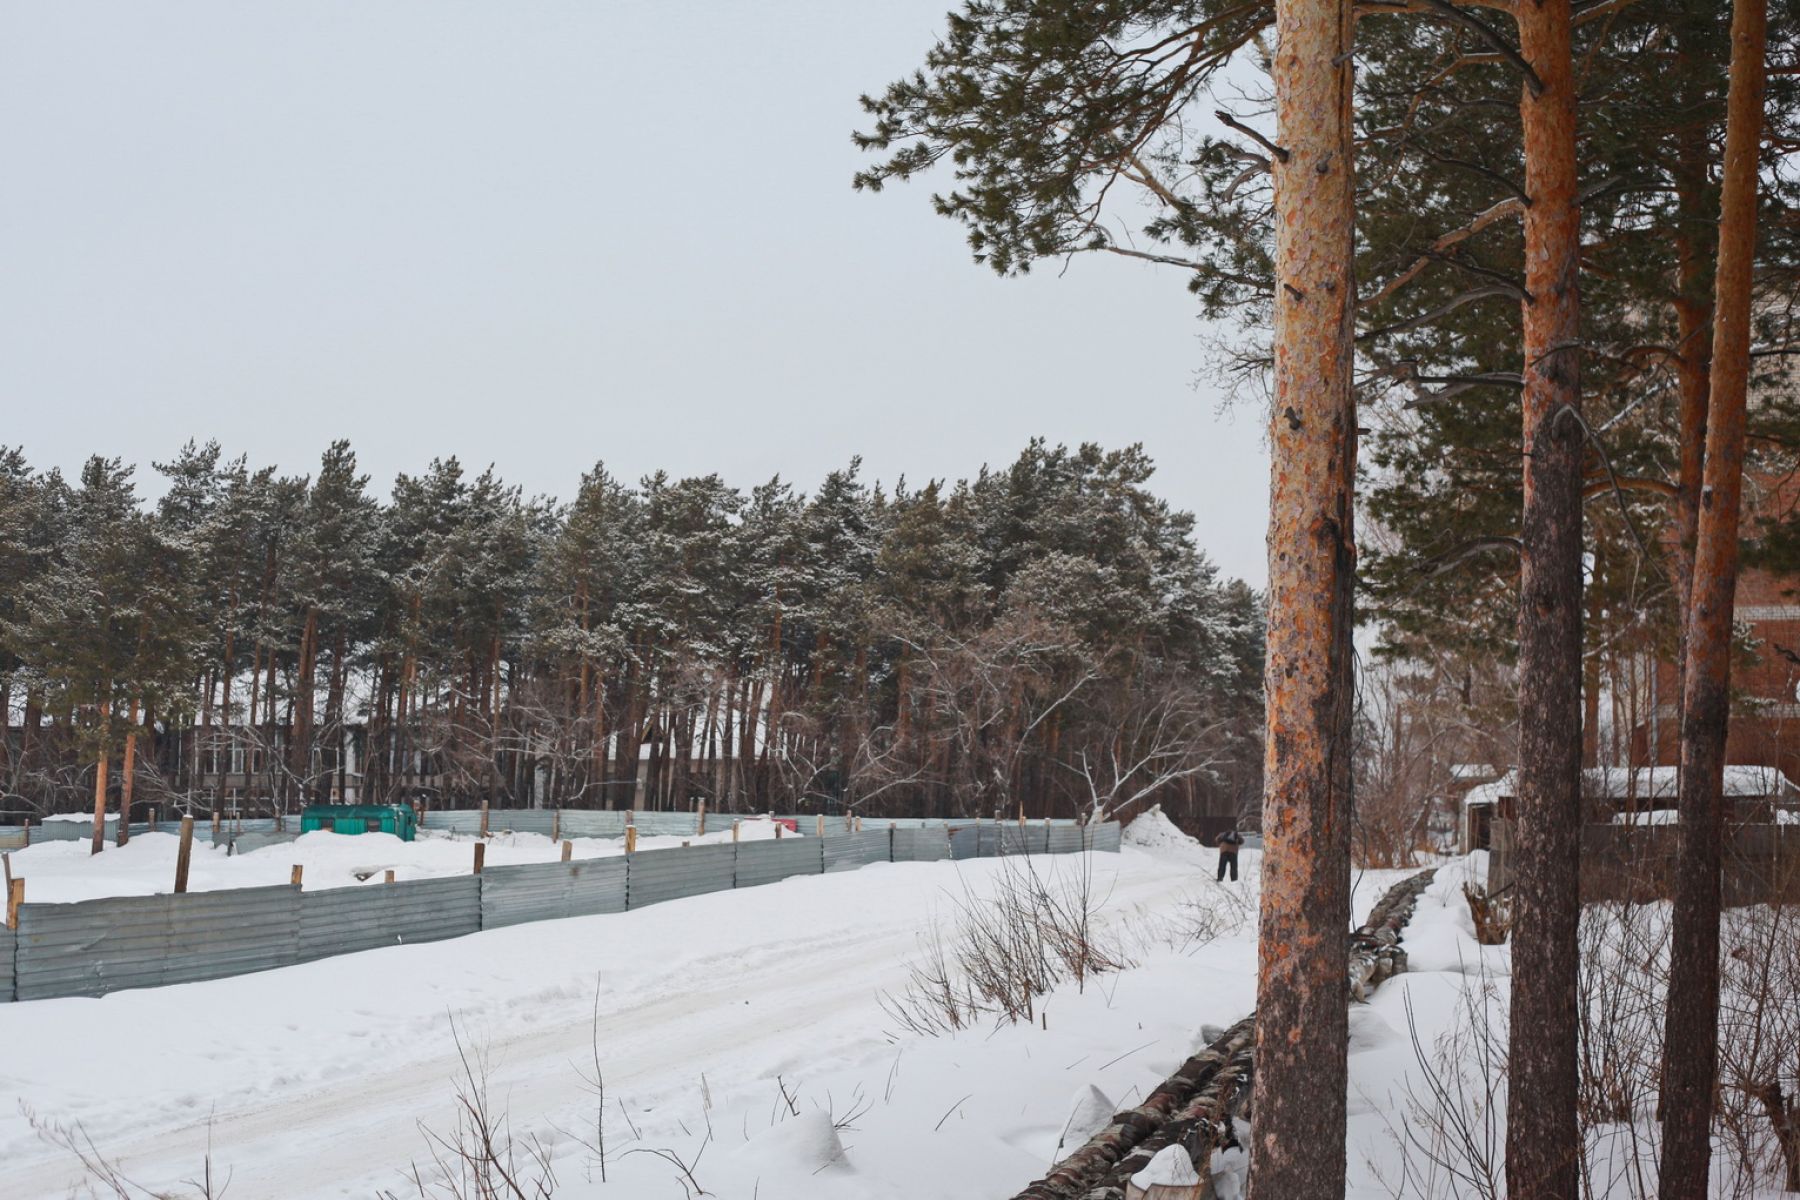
[291,864,304,887]
[473,842,486,874]
[212,812,222,839]
[385,869,396,883]
[697,802,707,836]
[174,816,195,894]
[551,810,561,843]
[775,822,783,840]
[6,878,21,929]
[816,814,826,838]
[561,840,573,862]
[732,819,741,843]
[480,802,490,839]
[625,826,638,854]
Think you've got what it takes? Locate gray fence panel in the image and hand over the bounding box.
[298,875,481,962]
[949,825,981,860]
[481,862,573,928]
[629,812,704,838]
[1087,822,1122,853]
[383,875,482,945]
[479,859,626,927]
[772,814,853,836]
[892,828,951,862]
[425,809,488,835]
[0,925,14,1002]
[566,857,628,917]
[140,821,219,840]
[485,810,558,837]
[31,821,93,843]
[558,811,629,839]
[299,886,392,961]
[0,828,27,851]
[824,830,891,873]
[214,819,282,836]
[996,825,1048,855]
[228,831,302,855]
[16,894,173,999]
[161,887,301,987]
[1048,825,1085,855]
[627,844,735,908]
[735,838,823,888]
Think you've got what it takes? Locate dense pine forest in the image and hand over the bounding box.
[0,438,1263,824]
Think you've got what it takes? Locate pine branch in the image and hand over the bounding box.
[1416,0,1546,97]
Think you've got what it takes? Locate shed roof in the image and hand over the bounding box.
[1461,765,1799,808]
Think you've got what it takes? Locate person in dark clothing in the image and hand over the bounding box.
[1214,828,1245,881]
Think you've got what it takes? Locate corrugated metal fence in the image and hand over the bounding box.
[0,820,1121,1003]
[15,886,303,1000]
[480,859,628,928]
[421,808,1089,840]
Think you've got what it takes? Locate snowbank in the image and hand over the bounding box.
[4,816,797,904]
[1122,804,1200,851]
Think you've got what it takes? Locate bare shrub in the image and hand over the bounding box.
[25,1104,232,1199]
[381,1018,558,1200]
[1371,976,1508,1200]
[881,855,1131,1035]
[1574,900,1665,1200]
[1460,883,1511,946]
[550,978,611,1186]
[1148,881,1254,955]
[1717,869,1800,1195]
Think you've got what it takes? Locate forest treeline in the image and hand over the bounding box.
[0,438,1263,822]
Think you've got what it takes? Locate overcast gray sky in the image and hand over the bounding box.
[0,1,1270,585]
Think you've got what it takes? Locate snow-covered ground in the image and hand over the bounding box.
[4,819,796,904]
[0,811,1450,1199]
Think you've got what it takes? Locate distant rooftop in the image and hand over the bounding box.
[1462,765,1799,808]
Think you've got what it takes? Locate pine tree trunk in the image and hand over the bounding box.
[118,698,140,845]
[0,678,10,781]
[489,632,503,806]
[1659,3,1768,1194]
[325,631,347,805]
[592,667,608,808]
[1246,0,1356,1196]
[91,699,112,856]
[220,592,237,728]
[1506,4,1585,1197]
[1670,1,1721,653]
[1583,620,1600,771]
[292,608,318,807]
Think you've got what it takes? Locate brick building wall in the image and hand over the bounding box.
[1637,467,1800,780]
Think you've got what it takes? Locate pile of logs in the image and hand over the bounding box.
[1349,868,1436,1001]
[1008,868,1438,1200]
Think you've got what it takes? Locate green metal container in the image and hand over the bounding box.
[299,803,416,841]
